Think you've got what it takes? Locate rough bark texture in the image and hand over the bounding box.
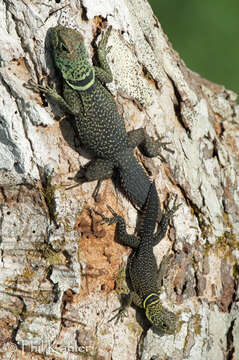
[0,1,239,359]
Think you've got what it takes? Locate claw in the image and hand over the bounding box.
[92,179,102,201]
[106,205,118,217]
[24,79,40,92]
[91,208,108,226]
[25,78,57,97]
[167,194,182,217]
[160,141,174,154]
[157,153,166,162]
[93,208,107,222]
[103,25,112,43]
[64,183,81,190]
[157,135,175,155]
[108,306,128,324]
[93,207,117,226]
[98,26,112,55]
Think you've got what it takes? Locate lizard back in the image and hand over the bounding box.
[129,181,159,299]
[63,79,129,159]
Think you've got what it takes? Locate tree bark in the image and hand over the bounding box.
[0,0,239,359]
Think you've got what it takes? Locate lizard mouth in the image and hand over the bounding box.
[145,303,176,334]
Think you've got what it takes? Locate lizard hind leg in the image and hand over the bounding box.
[127,128,174,161]
[67,158,114,198]
[82,158,115,200]
[82,158,114,182]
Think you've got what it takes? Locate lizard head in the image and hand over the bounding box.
[50,26,95,91]
[144,294,177,334]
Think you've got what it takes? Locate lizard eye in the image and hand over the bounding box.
[60,43,69,53]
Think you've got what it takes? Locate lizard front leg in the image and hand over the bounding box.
[26,79,75,115]
[94,26,113,84]
[153,195,181,246]
[94,205,140,249]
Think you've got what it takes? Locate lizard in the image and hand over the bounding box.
[27,25,172,210]
[94,181,180,334]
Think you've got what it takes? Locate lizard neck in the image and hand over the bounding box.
[65,68,95,91]
[143,292,160,309]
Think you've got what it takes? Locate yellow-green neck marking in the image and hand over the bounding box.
[143,292,160,309]
[65,68,95,91]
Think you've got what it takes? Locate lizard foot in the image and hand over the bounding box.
[25,79,59,99]
[108,305,129,324]
[63,168,87,190]
[108,292,132,324]
[98,25,112,55]
[135,129,174,161]
[152,135,175,162]
[94,205,120,226]
[157,135,174,155]
[165,194,182,219]
[64,173,102,202]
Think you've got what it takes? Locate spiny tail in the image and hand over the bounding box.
[138,180,159,240]
[116,149,151,209]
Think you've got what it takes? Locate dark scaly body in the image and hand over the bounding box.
[63,78,129,158]
[129,180,160,300]
[28,25,167,209]
[63,77,150,207]
[96,181,180,334]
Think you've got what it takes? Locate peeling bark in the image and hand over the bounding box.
[0,1,239,359]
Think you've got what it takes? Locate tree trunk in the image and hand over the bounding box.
[0,1,239,359]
